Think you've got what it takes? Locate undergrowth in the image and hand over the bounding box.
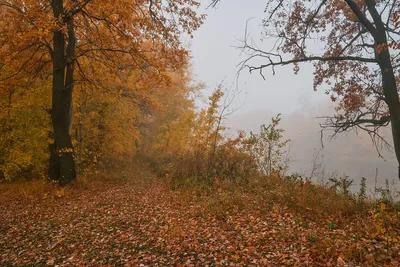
[2,160,399,265]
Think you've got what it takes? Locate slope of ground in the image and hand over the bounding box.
[0,168,399,266]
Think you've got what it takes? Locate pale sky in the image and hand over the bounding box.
[189,0,399,192]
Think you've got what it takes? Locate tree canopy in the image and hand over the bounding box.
[0,0,204,184]
[213,0,400,177]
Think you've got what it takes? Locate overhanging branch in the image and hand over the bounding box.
[319,110,393,158]
[240,53,377,76]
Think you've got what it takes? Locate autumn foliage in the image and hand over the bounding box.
[0,0,205,183]
[376,11,400,53]
[1,1,400,266]
[140,86,257,186]
[216,0,400,179]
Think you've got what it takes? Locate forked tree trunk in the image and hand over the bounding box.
[48,0,76,186]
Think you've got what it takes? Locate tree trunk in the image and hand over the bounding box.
[49,0,76,186]
[366,0,400,179]
[380,58,400,180]
[391,115,400,180]
[48,142,60,181]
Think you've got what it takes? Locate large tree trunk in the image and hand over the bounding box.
[49,0,76,186]
[379,53,400,179]
[366,0,400,179]
[389,107,400,179]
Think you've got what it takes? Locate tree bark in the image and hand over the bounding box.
[379,53,400,179]
[49,0,76,185]
[365,0,400,179]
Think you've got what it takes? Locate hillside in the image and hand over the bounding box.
[1,164,399,266]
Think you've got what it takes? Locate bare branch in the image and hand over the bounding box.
[239,52,376,76]
[319,109,393,158]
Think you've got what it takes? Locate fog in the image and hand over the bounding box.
[227,100,398,191]
[190,0,399,192]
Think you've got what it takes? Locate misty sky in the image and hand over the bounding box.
[189,0,399,191]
